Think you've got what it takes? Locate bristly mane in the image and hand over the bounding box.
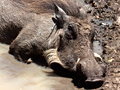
[13,0,80,17]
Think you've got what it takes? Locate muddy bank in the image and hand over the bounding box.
[86,0,120,89]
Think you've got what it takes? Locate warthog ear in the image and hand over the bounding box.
[54,3,69,22]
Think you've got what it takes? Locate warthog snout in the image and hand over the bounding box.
[76,57,105,83]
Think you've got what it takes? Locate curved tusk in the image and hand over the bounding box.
[43,49,68,69]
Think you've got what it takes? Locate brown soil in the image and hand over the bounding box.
[86,0,120,89]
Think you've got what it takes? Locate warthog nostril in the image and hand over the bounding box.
[84,77,104,89]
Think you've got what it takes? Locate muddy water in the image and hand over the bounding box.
[93,41,103,56]
[0,43,84,90]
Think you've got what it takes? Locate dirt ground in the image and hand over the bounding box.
[86,0,120,89]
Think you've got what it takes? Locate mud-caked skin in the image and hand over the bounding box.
[0,0,105,84]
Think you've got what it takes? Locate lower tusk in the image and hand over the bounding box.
[77,58,80,64]
[94,53,103,63]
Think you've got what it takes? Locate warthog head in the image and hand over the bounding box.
[43,4,105,84]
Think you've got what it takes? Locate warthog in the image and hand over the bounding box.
[0,0,105,86]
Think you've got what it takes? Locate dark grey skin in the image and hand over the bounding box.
[0,0,105,85]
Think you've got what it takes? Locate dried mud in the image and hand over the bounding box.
[87,0,120,90]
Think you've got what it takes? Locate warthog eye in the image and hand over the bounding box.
[68,25,73,31]
[65,23,78,40]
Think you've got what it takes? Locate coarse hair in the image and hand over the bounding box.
[13,0,80,17]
